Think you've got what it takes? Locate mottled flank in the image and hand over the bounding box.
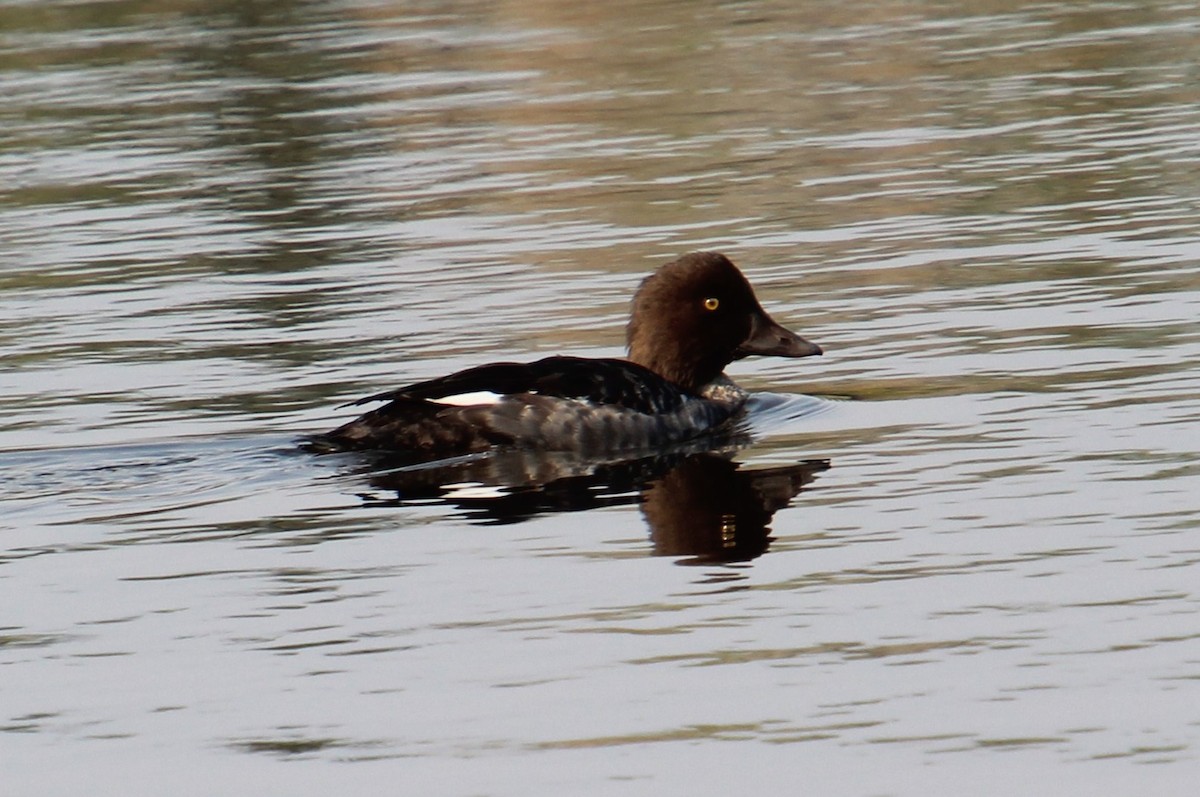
[306,390,740,457]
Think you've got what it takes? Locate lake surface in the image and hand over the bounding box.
[3,0,1200,793]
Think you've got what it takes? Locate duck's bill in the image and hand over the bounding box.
[735,310,823,359]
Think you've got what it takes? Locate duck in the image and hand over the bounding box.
[306,252,822,458]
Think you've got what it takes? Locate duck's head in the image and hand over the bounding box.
[626,252,822,392]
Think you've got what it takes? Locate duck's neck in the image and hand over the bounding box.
[628,345,727,394]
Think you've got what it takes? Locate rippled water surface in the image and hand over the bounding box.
[4,1,1200,793]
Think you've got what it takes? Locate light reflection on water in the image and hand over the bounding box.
[3,0,1200,793]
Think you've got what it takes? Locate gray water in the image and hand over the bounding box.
[3,1,1200,794]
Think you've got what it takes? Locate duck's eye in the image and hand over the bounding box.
[703,297,720,311]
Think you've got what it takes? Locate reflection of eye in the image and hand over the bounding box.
[703,297,720,311]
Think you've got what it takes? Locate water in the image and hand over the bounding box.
[3,0,1200,793]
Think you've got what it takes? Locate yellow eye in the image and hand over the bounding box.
[703,297,720,311]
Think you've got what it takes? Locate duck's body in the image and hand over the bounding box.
[314,356,745,455]
[309,252,821,458]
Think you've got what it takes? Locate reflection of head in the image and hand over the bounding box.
[642,455,829,564]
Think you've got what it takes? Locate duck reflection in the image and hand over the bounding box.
[354,447,829,564]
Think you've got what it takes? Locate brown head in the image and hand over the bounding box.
[626,252,821,392]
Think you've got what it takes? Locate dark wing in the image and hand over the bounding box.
[345,356,689,415]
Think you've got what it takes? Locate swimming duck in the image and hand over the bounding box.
[308,252,821,457]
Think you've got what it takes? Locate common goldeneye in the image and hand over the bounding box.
[308,252,822,457]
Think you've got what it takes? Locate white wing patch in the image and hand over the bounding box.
[441,482,509,499]
[430,390,506,407]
